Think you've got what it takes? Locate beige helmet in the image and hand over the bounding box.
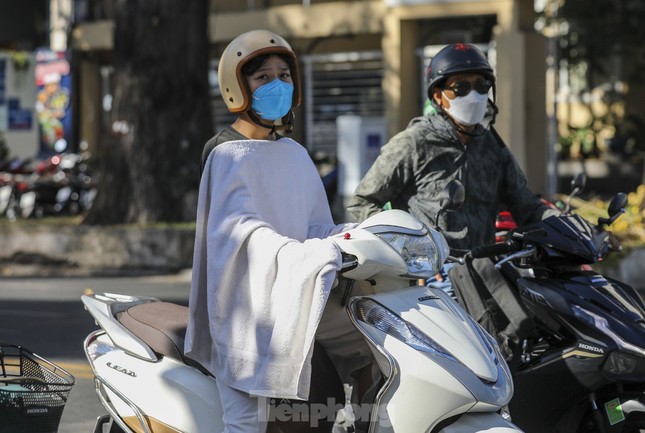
[218,29,301,114]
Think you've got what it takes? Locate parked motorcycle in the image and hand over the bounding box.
[457,179,645,432]
[18,152,96,218]
[0,157,34,219]
[82,208,523,432]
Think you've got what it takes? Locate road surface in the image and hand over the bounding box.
[0,270,191,433]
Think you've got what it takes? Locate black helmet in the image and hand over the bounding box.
[426,43,495,100]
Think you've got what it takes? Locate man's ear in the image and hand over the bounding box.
[432,88,443,107]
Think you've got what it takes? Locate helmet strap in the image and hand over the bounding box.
[247,110,295,136]
[280,111,295,135]
[248,110,278,133]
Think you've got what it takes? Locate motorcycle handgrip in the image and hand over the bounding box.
[340,252,359,273]
[470,240,520,259]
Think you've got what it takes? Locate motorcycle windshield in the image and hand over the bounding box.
[530,215,601,262]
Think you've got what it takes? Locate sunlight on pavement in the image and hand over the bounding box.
[54,360,95,380]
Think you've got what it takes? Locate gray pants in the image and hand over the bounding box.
[315,282,374,385]
[216,280,374,433]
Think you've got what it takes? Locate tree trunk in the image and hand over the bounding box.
[84,0,212,225]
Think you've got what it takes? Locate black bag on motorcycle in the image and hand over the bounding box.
[448,257,536,365]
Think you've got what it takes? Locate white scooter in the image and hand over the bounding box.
[82,207,522,432]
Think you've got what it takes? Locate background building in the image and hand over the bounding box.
[0,1,49,159]
[71,0,549,197]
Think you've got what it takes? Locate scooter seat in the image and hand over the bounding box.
[120,301,346,433]
[118,301,212,376]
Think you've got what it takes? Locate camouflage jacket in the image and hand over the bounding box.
[346,114,555,252]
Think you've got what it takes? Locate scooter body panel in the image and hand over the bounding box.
[349,286,517,432]
[90,334,224,432]
[353,326,520,433]
[83,293,157,360]
[438,412,523,432]
[509,349,603,432]
[370,285,499,381]
[368,331,478,432]
[509,275,645,431]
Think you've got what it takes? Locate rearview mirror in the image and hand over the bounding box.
[608,192,627,219]
[598,192,627,227]
[564,172,587,214]
[571,173,587,192]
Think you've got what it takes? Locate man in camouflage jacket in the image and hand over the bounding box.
[347,43,555,254]
[346,113,553,253]
[348,43,556,362]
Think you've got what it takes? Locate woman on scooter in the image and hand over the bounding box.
[184,29,373,433]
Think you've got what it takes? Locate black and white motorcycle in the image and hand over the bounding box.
[82,207,523,432]
[450,176,645,432]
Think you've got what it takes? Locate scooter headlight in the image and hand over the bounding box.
[376,232,447,278]
[352,298,457,362]
[604,351,645,379]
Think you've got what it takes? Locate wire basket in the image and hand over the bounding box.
[0,344,75,433]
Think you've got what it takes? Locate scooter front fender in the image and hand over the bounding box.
[438,412,524,432]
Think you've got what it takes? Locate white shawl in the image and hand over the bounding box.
[184,138,350,399]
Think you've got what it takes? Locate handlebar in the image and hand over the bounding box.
[470,239,521,259]
[340,252,358,273]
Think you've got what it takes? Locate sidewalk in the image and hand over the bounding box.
[1,220,642,291]
[0,222,195,278]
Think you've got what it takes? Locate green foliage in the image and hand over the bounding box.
[555,0,645,81]
[558,126,598,158]
[567,184,645,247]
[538,0,645,160]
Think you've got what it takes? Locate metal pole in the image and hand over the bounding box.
[545,0,560,198]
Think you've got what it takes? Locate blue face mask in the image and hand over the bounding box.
[251,79,294,121]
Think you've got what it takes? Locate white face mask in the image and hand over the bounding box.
[442,90,489,126]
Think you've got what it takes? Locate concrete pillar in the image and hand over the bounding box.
[382,11,403,137]
[50,0,73,51]
[494,3,549,194]
[399,19,421,133]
